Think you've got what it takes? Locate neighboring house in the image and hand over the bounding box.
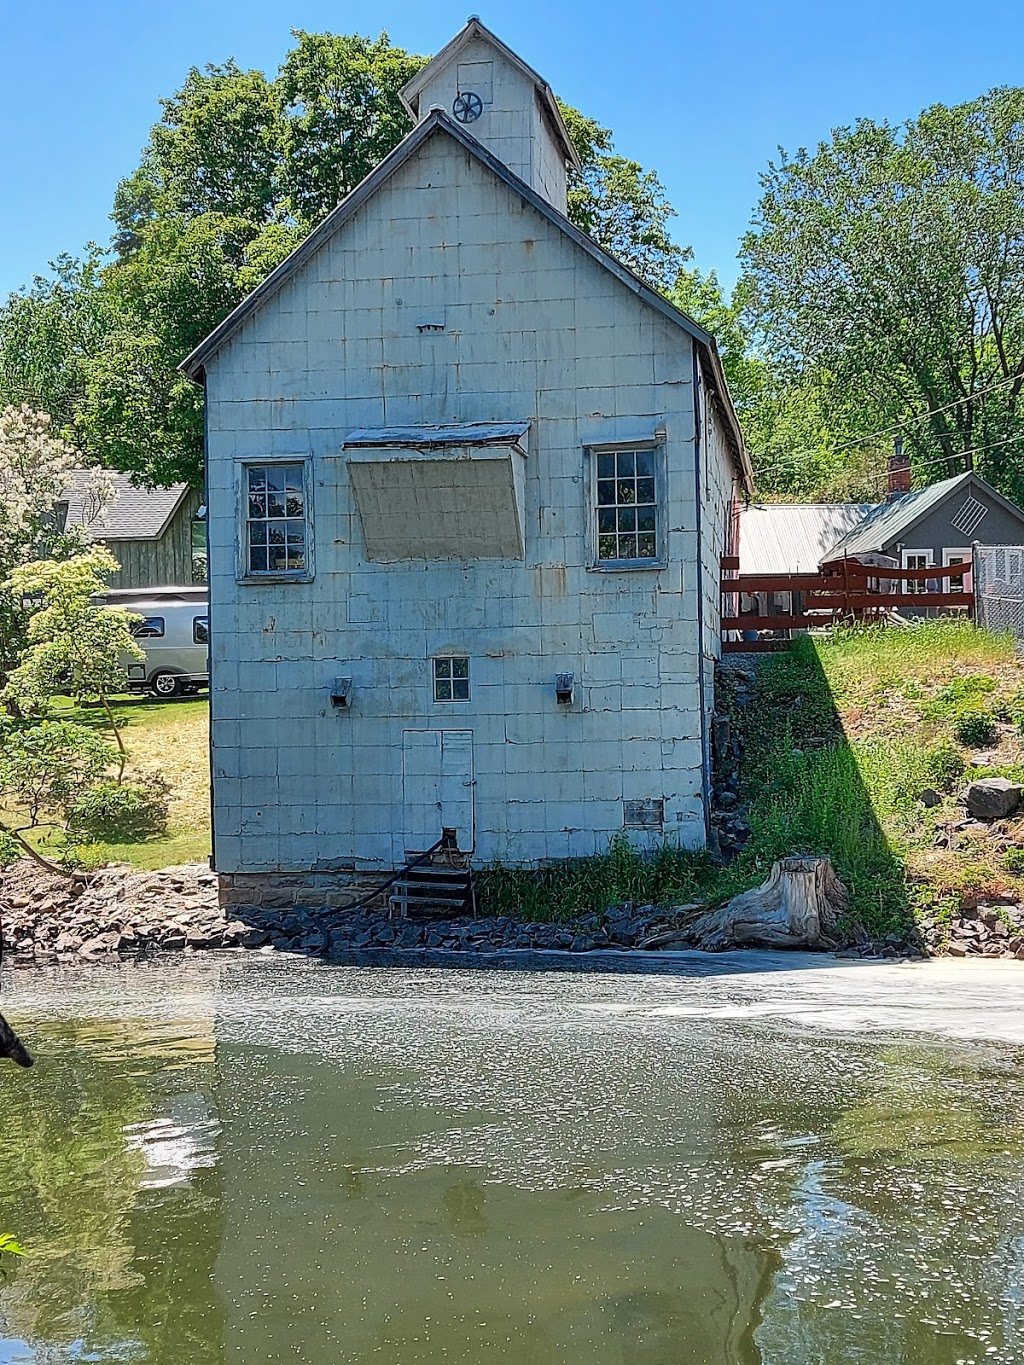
[182,19,751,905]
[738,467,1024,600]
[60,470,204,589]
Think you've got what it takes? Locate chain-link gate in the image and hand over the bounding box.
[973,544,1024,641]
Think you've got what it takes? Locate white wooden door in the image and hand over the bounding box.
[402,730,474,853]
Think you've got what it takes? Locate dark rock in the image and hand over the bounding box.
[918,788,943,808]
[569,934,596,953]
[964,778,1023,821]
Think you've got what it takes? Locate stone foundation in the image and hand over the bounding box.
[217,869,389,912]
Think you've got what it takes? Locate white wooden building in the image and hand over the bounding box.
[182,19,751,907]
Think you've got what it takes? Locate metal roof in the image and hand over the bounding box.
[344,422,529,448]
[179,109,751,491]
[61,470,190,541]
[738,502,874,575]
[824,472,1024,559]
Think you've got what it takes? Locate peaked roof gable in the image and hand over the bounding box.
[825,471,1024,560]
[180,110,750,487]
[399,17,581,172]
[61,470,190,541]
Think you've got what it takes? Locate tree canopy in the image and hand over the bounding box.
[0,30,692,490]
[740,87,1024,502]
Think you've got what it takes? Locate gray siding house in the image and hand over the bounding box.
[182,20,750,904]
[61,470,203,589]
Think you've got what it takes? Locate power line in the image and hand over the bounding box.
[753,371,1024,478]
[861,432,1024,494]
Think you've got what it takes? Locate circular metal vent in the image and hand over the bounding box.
[452,91,483,123]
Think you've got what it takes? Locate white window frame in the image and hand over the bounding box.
[942,547,972,595]
[236,457,314,583]
[433,656,470,703]
[585,441,666,572]
[901,548,932,595]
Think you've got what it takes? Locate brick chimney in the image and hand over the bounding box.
[888,436,911,501]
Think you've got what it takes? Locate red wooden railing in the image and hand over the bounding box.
[720,557,973,652]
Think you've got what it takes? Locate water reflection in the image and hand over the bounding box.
[1,958,1024,1363]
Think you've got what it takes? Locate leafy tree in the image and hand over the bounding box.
[112,61,282,255]
[4,547,144,780]
[0,718,118,870]
[0,405,114,685]
[561,104,689,292]
[0,32,695,491]
[741,88,1024,501]
[276,31,426,226]
[0,253,110,430]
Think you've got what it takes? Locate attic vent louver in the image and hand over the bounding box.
[950,496,988,537]
[623,799,664,830]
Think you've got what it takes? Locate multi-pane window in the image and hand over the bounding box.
[595,449,658,563]
[245,464,307,575]
[903,551,930,595]
[434,656,469,701]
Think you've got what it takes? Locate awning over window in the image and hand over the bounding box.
[344,422,529,562]
[344,422,529,449]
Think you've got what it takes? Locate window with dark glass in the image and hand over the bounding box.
[132,616,165,639]
[595,449,658,563]
[245,464,307,575]
[193,616,209,644]
[433,656,469,701]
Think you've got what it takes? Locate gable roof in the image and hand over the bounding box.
[61,470,190,541]
[180,109,751,490]
[825,471,1024,561]
[739,502,874,575]
[399,17,581,173]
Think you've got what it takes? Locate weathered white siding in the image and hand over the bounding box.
[696,356,741,791]
[410,33,569,211]
[204,129,712,873]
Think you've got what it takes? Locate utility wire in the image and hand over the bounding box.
[753,371,1024,477]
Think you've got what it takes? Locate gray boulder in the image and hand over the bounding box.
[964,778,1023,821]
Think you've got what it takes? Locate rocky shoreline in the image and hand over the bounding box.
[1,859,1023,966]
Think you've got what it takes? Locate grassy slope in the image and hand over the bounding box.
[15,696,212,870]
[722,621,1024,935]
[481,622,1024,935]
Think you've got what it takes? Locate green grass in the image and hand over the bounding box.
[479,621,1024,939]
[7,695,211,870]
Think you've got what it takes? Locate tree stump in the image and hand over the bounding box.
[689,856,848,952]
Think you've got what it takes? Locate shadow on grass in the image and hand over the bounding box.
[716,634,916,940]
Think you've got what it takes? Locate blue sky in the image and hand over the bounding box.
[2,0,1023,299]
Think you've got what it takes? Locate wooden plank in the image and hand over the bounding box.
[720,574,842,594]
[722,563,972,595]
[842,592,975,608]
[719,555,741,571]
[722,614,845,632]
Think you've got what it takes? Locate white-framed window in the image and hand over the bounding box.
[588,444,664,570]
[238,460,312,580]
[433,656,469,702]
[901,549,932,595]
[942,548,972,594]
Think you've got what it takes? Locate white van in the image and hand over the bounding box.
[99,587,209,699]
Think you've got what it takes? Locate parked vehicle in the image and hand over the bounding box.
[98,586,209,699]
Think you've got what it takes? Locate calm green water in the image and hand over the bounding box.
[2,954,1024,1363]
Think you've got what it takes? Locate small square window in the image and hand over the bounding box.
[242,462,309,577]
[434,657,470,701]
[193,616,209,645]
[591,447,660,567]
